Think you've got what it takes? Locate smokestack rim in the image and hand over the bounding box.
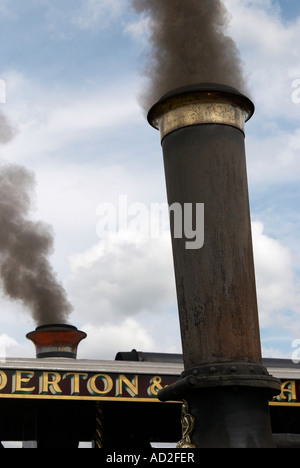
[26,323,87,359]
[150,83,254,109]
[33,323,79,332]
[147,82,255,139]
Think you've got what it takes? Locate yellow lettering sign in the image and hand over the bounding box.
[87,374,113,395]
[147,376,163,397]
[39,372,62,395]
[12,371,35,394]
[0,370,7,391]
[63,372,88,395]
[115,374,138,397]
[274,380,297,403]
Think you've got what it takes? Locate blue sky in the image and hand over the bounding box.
[0,0,300,361]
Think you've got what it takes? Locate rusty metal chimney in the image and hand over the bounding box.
[148,83,280,448]
[26,324,87,359]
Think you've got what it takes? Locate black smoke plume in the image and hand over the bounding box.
[0,164,72,325]
[0,122,72,325]
[131,0,248,111]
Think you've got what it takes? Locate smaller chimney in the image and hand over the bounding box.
[26,324,87,359]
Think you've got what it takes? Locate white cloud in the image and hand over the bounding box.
[124,16,150,43]
[77,318,155,360]
[67,231,175,326]
[65,229,181,358]
[252,220,300,331]
[246,127,300,185]
[0,333,18,357]
[71,0,125,30]
[1,70,142,165]
[34,0,126,39]
[0,332,33,359]
[261,344,293,360]
[224,0,300,117]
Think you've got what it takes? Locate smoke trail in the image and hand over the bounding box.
[131,0,248,111]
[0,93,72,325]
[0,163,72,325]
[0,111,17,144]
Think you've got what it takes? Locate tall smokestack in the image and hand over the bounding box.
[134,0,281,448]
[148,84,281,447]
[148,83,258,367]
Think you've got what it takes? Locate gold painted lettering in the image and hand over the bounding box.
[274,380,297,403]
[0,370,7,391]
[39,372,62,395]
[115,374,138,397]
[87,374,113,396]
[147,376,163,397]
[12,371,35,394]
[63,372,88,395]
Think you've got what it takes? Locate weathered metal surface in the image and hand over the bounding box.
[26,324,87,359]
[148,85,260,371]
[148,83,254,140]
[158,362,281,401]
[148,84,281,447]
[185,387,276,448]
[161,122,262,369]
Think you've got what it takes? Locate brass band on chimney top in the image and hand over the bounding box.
[148,88,254,141]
